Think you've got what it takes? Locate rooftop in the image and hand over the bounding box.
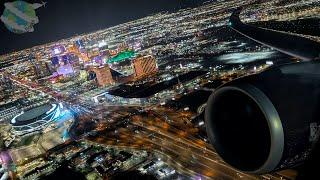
[108,50,136,63]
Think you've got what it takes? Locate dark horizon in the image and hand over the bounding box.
[0,0,208,56]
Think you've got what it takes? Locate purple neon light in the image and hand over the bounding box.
[57,64,74,76]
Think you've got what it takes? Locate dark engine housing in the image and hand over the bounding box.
[205,61,320,174]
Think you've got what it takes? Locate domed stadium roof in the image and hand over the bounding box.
[11,104,55,126]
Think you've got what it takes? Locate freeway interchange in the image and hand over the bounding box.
[71,101,295,180]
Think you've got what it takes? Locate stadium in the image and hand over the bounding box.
[10,103,63,135]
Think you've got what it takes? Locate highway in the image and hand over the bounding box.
[85,106,291,180]
[6,71,296,179]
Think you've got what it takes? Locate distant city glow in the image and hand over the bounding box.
[0,0,317,179]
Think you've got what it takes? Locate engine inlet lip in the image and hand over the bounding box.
[205,83,284,174]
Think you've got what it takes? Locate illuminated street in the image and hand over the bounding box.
[0,0,318,179]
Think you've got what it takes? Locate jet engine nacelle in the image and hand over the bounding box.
[205,61,320,174]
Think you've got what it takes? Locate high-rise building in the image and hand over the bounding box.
[29,54,51,79]
[133,55,158,80]
[31,61,52,79]
[0,74,14,101]
[88,65,114,87]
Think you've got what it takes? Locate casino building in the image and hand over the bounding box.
[88,65,114,87]
[10,103,63,135]
[133,55,158,80]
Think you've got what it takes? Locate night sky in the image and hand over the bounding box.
[0,0,207,55]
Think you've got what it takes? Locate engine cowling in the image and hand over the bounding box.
[205,61,320,174]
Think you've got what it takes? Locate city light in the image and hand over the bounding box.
[0,0,318,179]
